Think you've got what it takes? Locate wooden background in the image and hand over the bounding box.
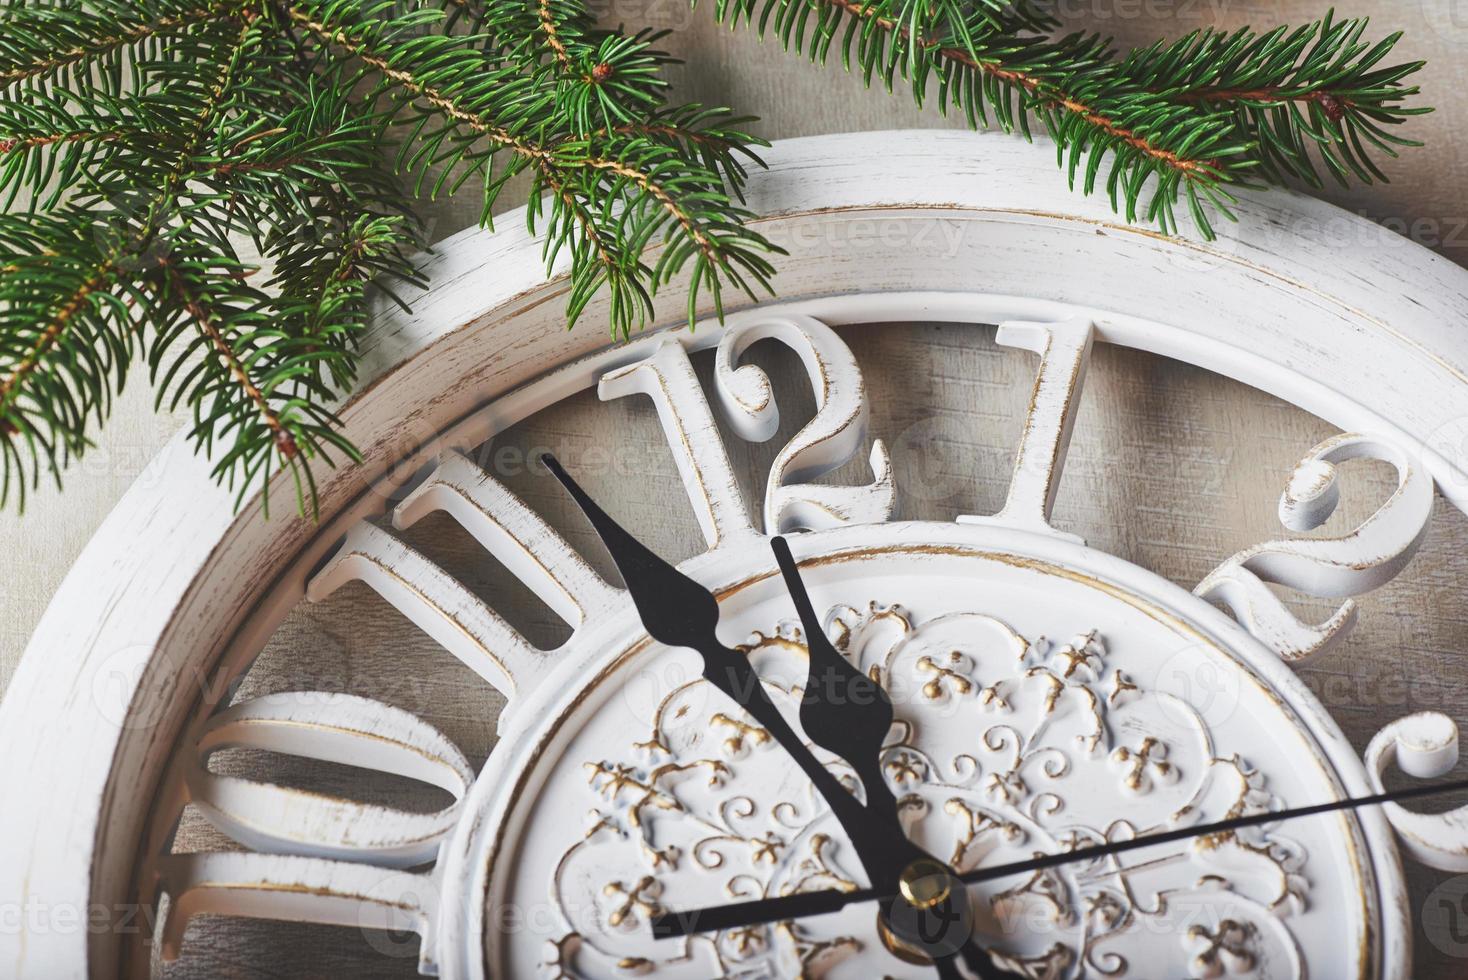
[4,1,1468,976]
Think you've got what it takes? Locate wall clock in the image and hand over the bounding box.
[2,130,1467,979]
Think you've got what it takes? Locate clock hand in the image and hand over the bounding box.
[769,536,899,829]
[542,456,898,865]
[770,537,1013,980]
[544,456,1011,978]
[651,773,1468,937]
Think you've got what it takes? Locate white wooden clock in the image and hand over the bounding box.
[2,131,1467,980]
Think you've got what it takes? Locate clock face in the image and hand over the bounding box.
[135,302,1443,980]
[473,528,1379,979]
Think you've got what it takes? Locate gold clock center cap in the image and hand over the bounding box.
[898,858,952,910]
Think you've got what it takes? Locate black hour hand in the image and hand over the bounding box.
[542,454,720,650]
[544,454,881,830]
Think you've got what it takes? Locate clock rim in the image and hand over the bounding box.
[455,520,1397,980]
[0,129,1461,977]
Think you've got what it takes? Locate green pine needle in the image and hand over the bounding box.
[703,0,1428,235]
[0,0,1431,518]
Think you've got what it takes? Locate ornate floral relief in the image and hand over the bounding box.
[1109,737,1177,795]
[991,942,1076,980]
[1184,919,1256,978]
[540,605,1313,979]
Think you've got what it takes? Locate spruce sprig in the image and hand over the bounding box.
[706,0,1427,233]
[0,0,778,513]
[0,0,1431,517]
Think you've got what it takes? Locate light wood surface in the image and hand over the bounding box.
[4,2,1468,976]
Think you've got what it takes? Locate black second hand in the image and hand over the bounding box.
[652,774,1468,938]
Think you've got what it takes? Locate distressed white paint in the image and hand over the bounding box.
[1195,432,1434,662]
[157,314,1437,976]
[1365,712,1468,873]
[1,131,1466,979]
[395,450,619,628]
[185,692,472,867]
[306,522,546,705]
[713,313,894,532]
[958,317,1094,543]
[156,852,439,972]
[498,539,1360,978]
[600,339,759,548]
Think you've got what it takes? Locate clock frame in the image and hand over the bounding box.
[2,130,1467,979]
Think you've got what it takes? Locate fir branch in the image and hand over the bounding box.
[0,1,229,88]
[0,0,1431,519]
[0,0,777,515]
[161,257,292,459]
[290,0,777,333]
[1114,16,1429,189]
[0,213,130,508]
[537,0,575,69]
[707,0,1427,233]
[0,10,259,505]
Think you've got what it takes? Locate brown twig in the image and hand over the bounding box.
[821,0,1215,178]
[0,131,120,154]
[1179,86,1350,120]
[162,261,296,458]
[598,122,740,150]
[555,183,624,281]
[582,158,716,255]
[211,155,303,175]
[288,11,553,161]
[0,16,255,424]
[537,0,573,69]
[0,263,117,416]
[0,4,229,85]
[290,8,722,265]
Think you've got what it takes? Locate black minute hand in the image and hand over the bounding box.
[542,455,892,864]
[546,458,1015,978]
[769,537,1012,980]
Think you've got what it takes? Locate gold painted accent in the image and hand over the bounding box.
[710,712,771,754]
[1186,919,1256,976]
[916,652,973,700]
[603,876,662,928]
[946,798,1023,867]
[202,716,465,780]
[1111,736,1172,792]
[876,912,933,966]
[775,920,862,974]
[1108,669,1138,705]
[898,858,952,910]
